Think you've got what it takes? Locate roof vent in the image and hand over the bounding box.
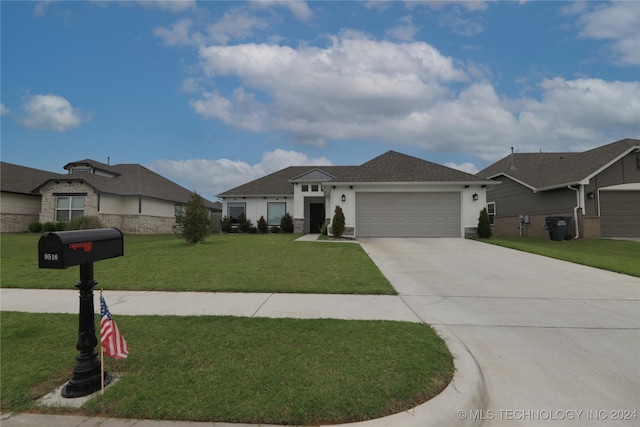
[509,147,517,170]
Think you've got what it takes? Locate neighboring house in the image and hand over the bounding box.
[477,138,640,239]
[217,150,495,238]
[1,159,221,234]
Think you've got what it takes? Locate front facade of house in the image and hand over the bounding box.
[218,151,495,238]
[478,138,640,238]
[1,160,221,234]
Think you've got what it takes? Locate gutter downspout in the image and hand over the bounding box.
[568,185,580,239]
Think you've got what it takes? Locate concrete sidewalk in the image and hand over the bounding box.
[0,288,486,427]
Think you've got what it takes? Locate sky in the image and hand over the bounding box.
[1,0,639,202]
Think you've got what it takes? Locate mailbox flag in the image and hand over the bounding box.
[100,294,129,359]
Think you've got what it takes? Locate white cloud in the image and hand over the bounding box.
[0,103,11,116]
[250,0,313,22]
[386,15,419,42]
[572,1,640,66]
[206,8,269,45]
[33,1,54,16]
[445,162,479,174]
[154,18,198,46]
[19,94,88,131]
[137,0,196,12]
[146,149,331,200]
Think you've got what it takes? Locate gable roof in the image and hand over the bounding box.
[218,150,495,197]
[331,150,494,184]
[1,159,219,210]
[217,166,356,197]
[1,162,65,196]
[478,138,640,191]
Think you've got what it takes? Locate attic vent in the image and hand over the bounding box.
[70,167,91,174]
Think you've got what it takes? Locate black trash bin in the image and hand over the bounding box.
[545,216,572,241]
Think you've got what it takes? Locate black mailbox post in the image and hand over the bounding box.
[38,228,123,398]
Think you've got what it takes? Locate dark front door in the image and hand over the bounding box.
[309,203,325,233]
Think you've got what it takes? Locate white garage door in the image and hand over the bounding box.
[355,192,461,238]
[600,191,640,237]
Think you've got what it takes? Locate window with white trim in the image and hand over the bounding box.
[487,202,495,225]
[56,196,85,221]
[267,202,286,226]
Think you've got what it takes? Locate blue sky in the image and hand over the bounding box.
[2,0,639,202]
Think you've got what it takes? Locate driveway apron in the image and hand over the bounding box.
[359,238,640,426]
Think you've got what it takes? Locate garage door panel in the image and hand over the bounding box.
[356,192,461,238]
[600,191,640,237]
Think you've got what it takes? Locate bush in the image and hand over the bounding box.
[28,221,43,233]
[174,193,211,244]
[248,226,257,234]
[65,216,102,230]
[43,222,57,232]
[332,205,345,238]
[257,216,268,233]
[270,226,280,233]
[237,213,253,233]
[280,213,294,233]
[319,223,327,236]
[477,208,492,239]
[220,216,233,233]
[56,221,66,231]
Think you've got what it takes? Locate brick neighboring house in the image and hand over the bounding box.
[477,138,640,239]
[218,150,495,238]
[1,159,221,234]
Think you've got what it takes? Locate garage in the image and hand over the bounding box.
[355,192,461,238]
[600,190,640,237]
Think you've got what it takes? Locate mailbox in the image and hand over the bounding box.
[39,228,123,269]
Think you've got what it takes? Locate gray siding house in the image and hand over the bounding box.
[477,138,640,238]
[1,160,221,234]
[218,151,495,238]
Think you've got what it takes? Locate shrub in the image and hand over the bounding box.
[174,193,211,244]
[65,216,102,230]
[319,223,327,236]
[220,216,233,233]
[55,221,66,231]
[477,208,492,239]
[280,212,294,233]
[28,221,43,233]
[332,205,345,238]
[257,216,268,233]
[248,226,258,234]
[43,222,57,232]
[270,226,280,233]
[237,213,253,233]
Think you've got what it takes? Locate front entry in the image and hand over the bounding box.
[309,203,325,233]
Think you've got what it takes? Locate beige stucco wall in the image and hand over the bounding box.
[0,192,43,232]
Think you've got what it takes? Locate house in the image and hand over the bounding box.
[0,159,221,234]
[477,138,640,239]
[217,150,496,238]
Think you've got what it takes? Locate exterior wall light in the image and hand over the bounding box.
[472,193,479,201]
[341,194,346,202]
[587,192,595,199]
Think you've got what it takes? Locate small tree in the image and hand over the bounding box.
[280,213,294,233]
[175,192,210,244]
[332,205,345,238]
[477,208,492,239]
[237,213,252,233]
[257,216,268,233]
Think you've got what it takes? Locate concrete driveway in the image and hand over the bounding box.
[359,238,640,426]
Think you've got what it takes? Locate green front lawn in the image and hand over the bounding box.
[1,233,394,294]
[1,312,453,425]
[478,236,640,277]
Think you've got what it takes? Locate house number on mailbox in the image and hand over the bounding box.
[43,253,60,261]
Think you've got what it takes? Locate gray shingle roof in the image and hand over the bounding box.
[333,150,494,183]
[1,162,65,195]
[218,150,494,197]
[478,138,640,190]
[217,166,356,197]
[2,160,219,210]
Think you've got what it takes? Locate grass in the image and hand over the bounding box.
[478,236,640,277]
[1,233,394,294]
[0,312,454,425]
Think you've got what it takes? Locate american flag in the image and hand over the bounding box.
[100,294,130,359]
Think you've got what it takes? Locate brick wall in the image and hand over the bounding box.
[1,213,39,233]
[39,181,98,224]
[99,213,177,234]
